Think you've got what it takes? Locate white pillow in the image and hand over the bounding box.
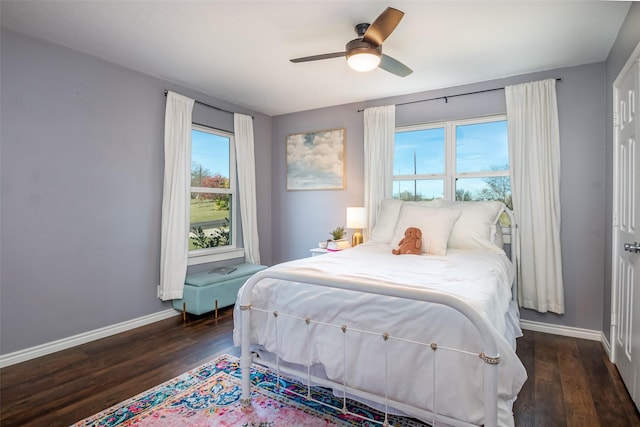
[390,204,461,256]
[406,199,443,207]
[369,198,404,243]
[493,223,504,248]
[438,201,505,251]
[370,198,442,243]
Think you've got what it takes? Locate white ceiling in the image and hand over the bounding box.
[0,1,631,116]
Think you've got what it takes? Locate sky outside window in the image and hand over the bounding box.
[191,129,230,181]
[394,127,445,175]
[455,121,508,172]
[394,121,508,176]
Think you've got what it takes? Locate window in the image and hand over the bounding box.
[189,124,237,258]
[393,115,511,209]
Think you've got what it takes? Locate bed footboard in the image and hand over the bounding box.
[238,269,502,427]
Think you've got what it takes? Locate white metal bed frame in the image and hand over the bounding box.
[238,209,518,427]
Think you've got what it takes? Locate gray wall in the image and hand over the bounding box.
[603,4,640,342]
[2,4,639,356]
[272,62,608,332]
[0,30,272,355]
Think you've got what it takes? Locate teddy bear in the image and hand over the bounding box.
[392,227,423,255]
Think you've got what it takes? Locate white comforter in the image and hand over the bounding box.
[233,242,527,426]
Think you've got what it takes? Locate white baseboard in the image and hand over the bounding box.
[1,313,607,369]
[0,309,180,368]
[600,332,613,360]
[520,319,602,341]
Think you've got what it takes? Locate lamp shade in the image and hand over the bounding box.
[346,207,367,229]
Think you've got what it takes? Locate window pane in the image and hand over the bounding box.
[455,121,508,173]
[394,128,445,175]
[393,179,444,201]
[189,193,232,249]
[455,177,512,209]
[191,129,230,188]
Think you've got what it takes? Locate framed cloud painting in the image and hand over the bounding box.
[286,128,345,191]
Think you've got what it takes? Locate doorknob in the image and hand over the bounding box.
[624,242,640,253]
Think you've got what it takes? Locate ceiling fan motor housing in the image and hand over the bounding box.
[345,38,382,60]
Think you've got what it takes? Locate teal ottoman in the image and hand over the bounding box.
[172,263,267,320]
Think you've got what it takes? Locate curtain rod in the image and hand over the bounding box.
[357,77,563,112]
[164,90,253,118]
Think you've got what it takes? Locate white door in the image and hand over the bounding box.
[613,52,640,410]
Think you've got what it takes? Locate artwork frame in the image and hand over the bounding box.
[286,128,346,191]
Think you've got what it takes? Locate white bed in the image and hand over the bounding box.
[233,200,527,426]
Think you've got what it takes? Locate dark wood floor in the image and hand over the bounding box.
[1,307,638,427]
[514,330,639,427]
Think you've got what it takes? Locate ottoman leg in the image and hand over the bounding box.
[182,302,186,323]
[215,300,219,319]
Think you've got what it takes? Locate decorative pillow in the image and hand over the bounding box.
[369,198,404,243]
[370,198,442,243]
[390,204,461,255]
[437,200,505,252]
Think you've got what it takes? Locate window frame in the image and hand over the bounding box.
[188,124,244,265]
[394,114,509,202]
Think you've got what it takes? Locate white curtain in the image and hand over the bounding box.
[160,91,194,301]
[234,113,261,264]
[505,79,564,314]
[364,105,396,239]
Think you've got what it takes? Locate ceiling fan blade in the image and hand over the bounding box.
[362,7,404,47]
[379,54,413,77]
[290,52,346,63]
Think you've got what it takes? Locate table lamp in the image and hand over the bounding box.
[346,207,367,247]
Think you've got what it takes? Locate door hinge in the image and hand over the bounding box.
[611,312,617,327]
[613,112,619,127]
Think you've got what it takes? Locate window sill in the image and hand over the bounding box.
[187,248,245,266]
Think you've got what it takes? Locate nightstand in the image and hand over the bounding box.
[310,248,330,256]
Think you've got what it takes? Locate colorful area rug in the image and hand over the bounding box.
[72,354,428,426]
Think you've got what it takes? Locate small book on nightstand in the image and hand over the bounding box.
[327,239,351,251]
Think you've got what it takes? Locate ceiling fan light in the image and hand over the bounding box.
[347,52,381,72]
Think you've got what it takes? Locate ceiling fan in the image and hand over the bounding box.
[290,7,413,77]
